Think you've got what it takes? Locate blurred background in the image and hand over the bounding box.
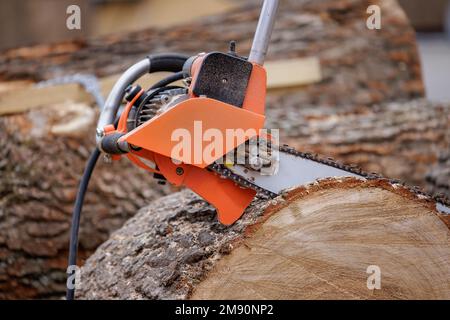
[1,0,450,101]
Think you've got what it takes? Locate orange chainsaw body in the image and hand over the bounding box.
[109,61,267,225]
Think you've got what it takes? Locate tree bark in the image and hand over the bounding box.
[0,103,170,299]
[78,178,450,300]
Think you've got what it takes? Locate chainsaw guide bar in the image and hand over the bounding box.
[210,144,450,215]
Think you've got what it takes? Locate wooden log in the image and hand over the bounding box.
[0,103,170,299]
[78,178,450,300]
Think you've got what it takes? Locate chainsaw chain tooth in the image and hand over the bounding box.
[209,142,450,211]
[209,163,277,199]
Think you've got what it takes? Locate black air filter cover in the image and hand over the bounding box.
[192,52,253,107]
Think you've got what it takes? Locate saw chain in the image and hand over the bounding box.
[209,143,450,214]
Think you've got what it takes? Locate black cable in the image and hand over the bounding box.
[66,147,100,300]
[150,71,186,90]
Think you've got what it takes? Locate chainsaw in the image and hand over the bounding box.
[67,0,450,299]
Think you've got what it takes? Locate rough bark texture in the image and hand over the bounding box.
[269,99,450,189]
[0,0,423,108]
[78,178,450,300]
[0,103,170,299]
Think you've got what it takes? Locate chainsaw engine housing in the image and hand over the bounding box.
[127,86,188,132]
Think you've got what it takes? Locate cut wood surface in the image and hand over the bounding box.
[0,103,170,299]
[78,178,450,300]
[265,57,321,89]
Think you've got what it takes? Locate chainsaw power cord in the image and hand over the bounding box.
[66,147,100,300]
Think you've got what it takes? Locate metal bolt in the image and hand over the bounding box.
[182,77,192,87]
[160,95,170,103]
[176,167,184,175]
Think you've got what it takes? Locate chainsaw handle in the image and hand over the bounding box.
[96,53,189,144]
[147,53,190,73]
[96,58,149,142]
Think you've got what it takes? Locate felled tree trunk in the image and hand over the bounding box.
[0,103,169,299]
[78,178,450,300]
[270,99,450,189]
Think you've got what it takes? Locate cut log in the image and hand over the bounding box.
[0,103,170,299]
[78,178,450,300]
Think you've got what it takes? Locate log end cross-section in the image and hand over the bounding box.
[79,178,450,300]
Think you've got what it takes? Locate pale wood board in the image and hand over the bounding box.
[265,57,321,89]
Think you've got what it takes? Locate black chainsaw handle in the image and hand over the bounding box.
[147,53,190,73]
